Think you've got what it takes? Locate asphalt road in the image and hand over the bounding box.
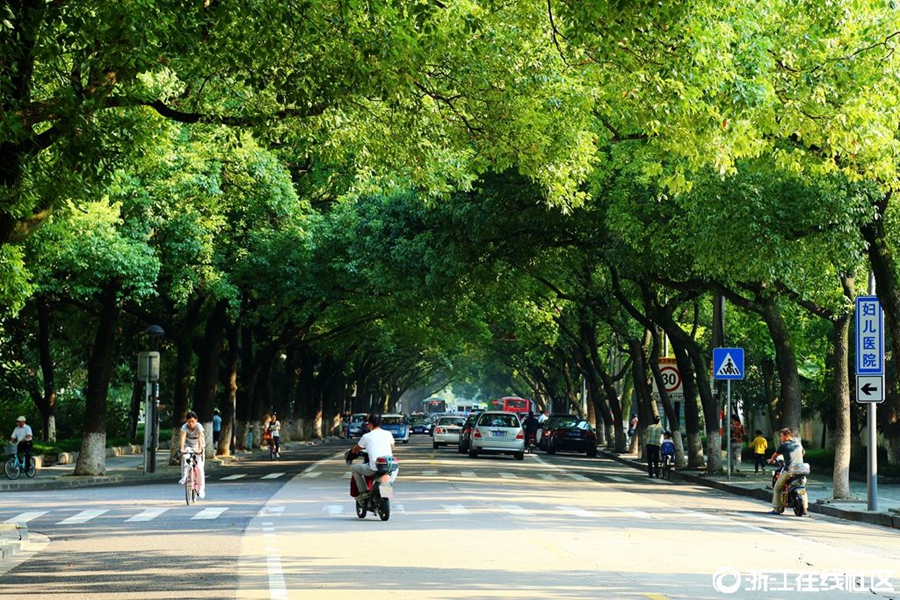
[1,436,898,600]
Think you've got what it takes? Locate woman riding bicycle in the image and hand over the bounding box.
[179,411,206,499]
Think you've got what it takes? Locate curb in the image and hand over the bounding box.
[600,450,900,529]
[0,523,26,562]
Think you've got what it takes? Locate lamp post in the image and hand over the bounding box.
[139,325,164,474]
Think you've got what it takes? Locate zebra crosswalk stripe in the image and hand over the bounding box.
[442,504,469,515]
[57,509,108,525]
[261,473,285,480]
[191,507,228,520]
[221,474,246,481]
[126,508,169,522]
[9,511,48,524]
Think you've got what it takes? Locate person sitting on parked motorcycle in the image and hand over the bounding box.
[767,427,807,515]
[522,411,541,447]
[348,413,395,500]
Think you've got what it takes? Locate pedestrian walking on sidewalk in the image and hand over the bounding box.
[750,430,768,474]
[212,409,222,446]
[645,416,664,477]
[730,415,744,471]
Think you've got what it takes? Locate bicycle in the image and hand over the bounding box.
[4,443,36,480]
[181,448,202,505]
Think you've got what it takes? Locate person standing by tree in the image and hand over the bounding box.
[212,409,222,447]
[645,416,664,478]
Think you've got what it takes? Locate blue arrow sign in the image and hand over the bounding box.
[856,296,884,376]
[713,348,744,380]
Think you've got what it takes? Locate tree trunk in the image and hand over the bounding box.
[191,300,227,426]
[759,296,802,432]
[34,295,58,442]
[761,357,779,434]
[74,287,121,476]
[831,276,855,499]
[217,325,238,456]
[168,339,193,464]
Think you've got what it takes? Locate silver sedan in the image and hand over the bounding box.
[433,416,466,449]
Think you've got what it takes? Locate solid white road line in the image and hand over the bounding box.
[9,511,48,524]
[221,474,246,481]
[267,553,288,600]
[261,473,284,480]
[57,509,108,525]
[126,508,169,522]
[191,507,228,520]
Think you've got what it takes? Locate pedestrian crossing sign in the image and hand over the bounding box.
[713,348,744,380]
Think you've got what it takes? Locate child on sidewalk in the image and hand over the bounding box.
[660,431,676,479]
[750,430,768,474]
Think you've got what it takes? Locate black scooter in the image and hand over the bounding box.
[346,450,399,521]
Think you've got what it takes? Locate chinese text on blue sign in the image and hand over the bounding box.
[855,296,883,376]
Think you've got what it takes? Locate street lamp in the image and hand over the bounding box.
[139,325,164,474]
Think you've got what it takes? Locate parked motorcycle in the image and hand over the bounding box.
[346,450,399,521]
[770,456,809,516]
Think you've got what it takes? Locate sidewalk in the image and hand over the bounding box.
[0,437,345,493]
[601,450,900,529]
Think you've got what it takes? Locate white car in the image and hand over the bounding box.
[348,413,367,437]
[468,411,525,460]
[433,416,466,449]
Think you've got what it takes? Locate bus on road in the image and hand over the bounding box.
[488,396,533,418]
[423,398,447,415]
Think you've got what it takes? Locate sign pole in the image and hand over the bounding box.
[726,380,732,480]
[868,273,878,512]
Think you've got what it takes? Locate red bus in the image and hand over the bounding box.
[488,396,532,417]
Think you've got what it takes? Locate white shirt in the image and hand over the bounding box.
[181,422,205,450]
[10,424,32,443]
[358,428,395,470]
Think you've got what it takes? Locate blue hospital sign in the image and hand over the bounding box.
[855,296,884,375]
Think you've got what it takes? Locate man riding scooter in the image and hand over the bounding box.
[768,427,808,516]
[348,413,395,501]
[522,411,541,453]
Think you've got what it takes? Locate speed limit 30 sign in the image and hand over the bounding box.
[658,363,683,395]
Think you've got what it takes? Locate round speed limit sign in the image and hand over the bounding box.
[659,365,682,395]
